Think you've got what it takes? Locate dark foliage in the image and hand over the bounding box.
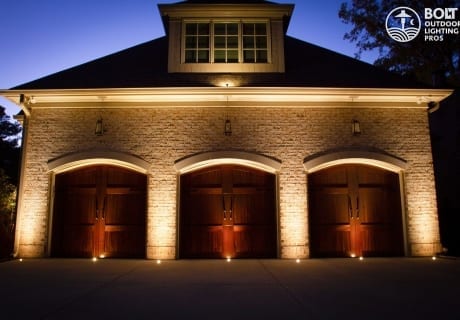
[0,106,20,258]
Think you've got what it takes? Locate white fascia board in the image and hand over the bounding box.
[0,87,453,109]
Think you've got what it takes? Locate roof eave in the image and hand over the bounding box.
[1,87,453,113]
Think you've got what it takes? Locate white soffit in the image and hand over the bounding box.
[1,87,453,110]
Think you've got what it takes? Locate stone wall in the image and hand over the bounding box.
[15,105,440,258]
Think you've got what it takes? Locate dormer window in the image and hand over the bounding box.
[183,21,269,64]
[242,23,268,63]
[185,23,210,63]
[159,2,293,73]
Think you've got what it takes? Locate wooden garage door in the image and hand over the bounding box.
[51,165,147,258]
[308,164,404,258]
[180,165,277,258]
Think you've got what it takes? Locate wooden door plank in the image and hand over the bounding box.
[180,165,276,258]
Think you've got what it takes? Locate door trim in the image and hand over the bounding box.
[303,150,407,173]
[174,151,281,174]
[47,163,148,258]
[47,150,151,174]
[178,164,278,259]
[304,150,409,256]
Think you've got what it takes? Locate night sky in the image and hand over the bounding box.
[0,0,379,116]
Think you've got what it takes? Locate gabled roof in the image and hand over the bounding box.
[12,35,428,90]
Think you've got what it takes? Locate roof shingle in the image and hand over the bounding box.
[13,35,428,90]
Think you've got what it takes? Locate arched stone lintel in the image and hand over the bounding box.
[303,150,408,173]
[174,151,281,174]
[47,150,151,174]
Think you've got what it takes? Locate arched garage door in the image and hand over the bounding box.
[51,165,147,258]
[308,164,404,258]
[180,165,277,258]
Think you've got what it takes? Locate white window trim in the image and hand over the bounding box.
[181,19,272,65]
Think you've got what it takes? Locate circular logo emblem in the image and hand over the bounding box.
[386,7,421,42]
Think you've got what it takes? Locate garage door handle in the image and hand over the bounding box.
[356,197,360,219]
[348,196,353,219]
[222,194,233,220]
[95,198,99,220]
[222,195,227,220]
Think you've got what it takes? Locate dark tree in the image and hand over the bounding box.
[339,0,460,86]
[0,106,21,185]
[0,106,21,258]
[339,0,460,255]
[0,168,16,258]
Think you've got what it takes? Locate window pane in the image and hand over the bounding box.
[198,36,209,48]
[255,36,267,48]
[185,50,196,63]
[215,23,226,35]
[186,23,197,35]
[198,50,209,62]
[214,50,226,63]
[227,23,238,35]
[243,50,255,62]
[228,50,239,62]
[214,36,225,48]
[243,36,254,48]
[185,36,196,48]
[227,36,238,48]
[243,23,254,35]
[185,21,267,64]
[255,23,267,35]
[256,50,267,62]
[198,23,209,35]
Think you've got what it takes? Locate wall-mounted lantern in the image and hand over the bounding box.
[95,118,104,136]
[351,119,361,135]
[224,119,232,136]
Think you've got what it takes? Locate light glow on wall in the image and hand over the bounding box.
[278,181,309,259]
[16,201,47,257]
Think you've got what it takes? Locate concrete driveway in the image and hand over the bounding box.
[0,258,458,319]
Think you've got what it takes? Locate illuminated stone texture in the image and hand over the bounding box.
[14,106,441,258]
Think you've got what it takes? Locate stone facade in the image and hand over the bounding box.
[14,104,441,258]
